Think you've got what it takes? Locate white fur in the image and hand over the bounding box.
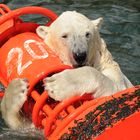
[0,11,133,130]
[40,11,133,100]
[1,78,30,129]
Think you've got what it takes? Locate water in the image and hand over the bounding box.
[0,0,140,139]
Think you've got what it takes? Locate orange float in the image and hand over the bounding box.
[0,4,140,140]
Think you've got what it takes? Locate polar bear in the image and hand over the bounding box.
[1,11,133,130]
[37,11,133,100]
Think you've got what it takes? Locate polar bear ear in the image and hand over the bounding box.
[92,17,103,29]
[36,26,49,39]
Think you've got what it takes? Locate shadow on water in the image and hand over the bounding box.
[0,0,140,139]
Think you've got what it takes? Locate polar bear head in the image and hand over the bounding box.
[36,11,103,67]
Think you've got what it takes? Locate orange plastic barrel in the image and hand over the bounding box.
[0,4,73,137]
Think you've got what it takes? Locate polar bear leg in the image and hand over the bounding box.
[44,66,118,101]
[1,78,28,130]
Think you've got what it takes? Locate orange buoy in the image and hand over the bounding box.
[0,4,140,140]
[56,85,140,140]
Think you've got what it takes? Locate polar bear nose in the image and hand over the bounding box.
[73,52,87,65]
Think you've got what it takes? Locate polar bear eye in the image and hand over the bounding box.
[62,34,68,39]
[85,32,91,38]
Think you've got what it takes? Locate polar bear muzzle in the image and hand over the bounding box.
[72,51,87,66]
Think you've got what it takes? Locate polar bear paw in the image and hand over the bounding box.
[44,69,85,101]
[7,78,29,111]
[1,78,29,129]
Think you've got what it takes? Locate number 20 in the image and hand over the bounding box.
[6,40,48,77]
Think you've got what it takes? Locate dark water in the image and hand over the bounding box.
[0,0,140,139]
